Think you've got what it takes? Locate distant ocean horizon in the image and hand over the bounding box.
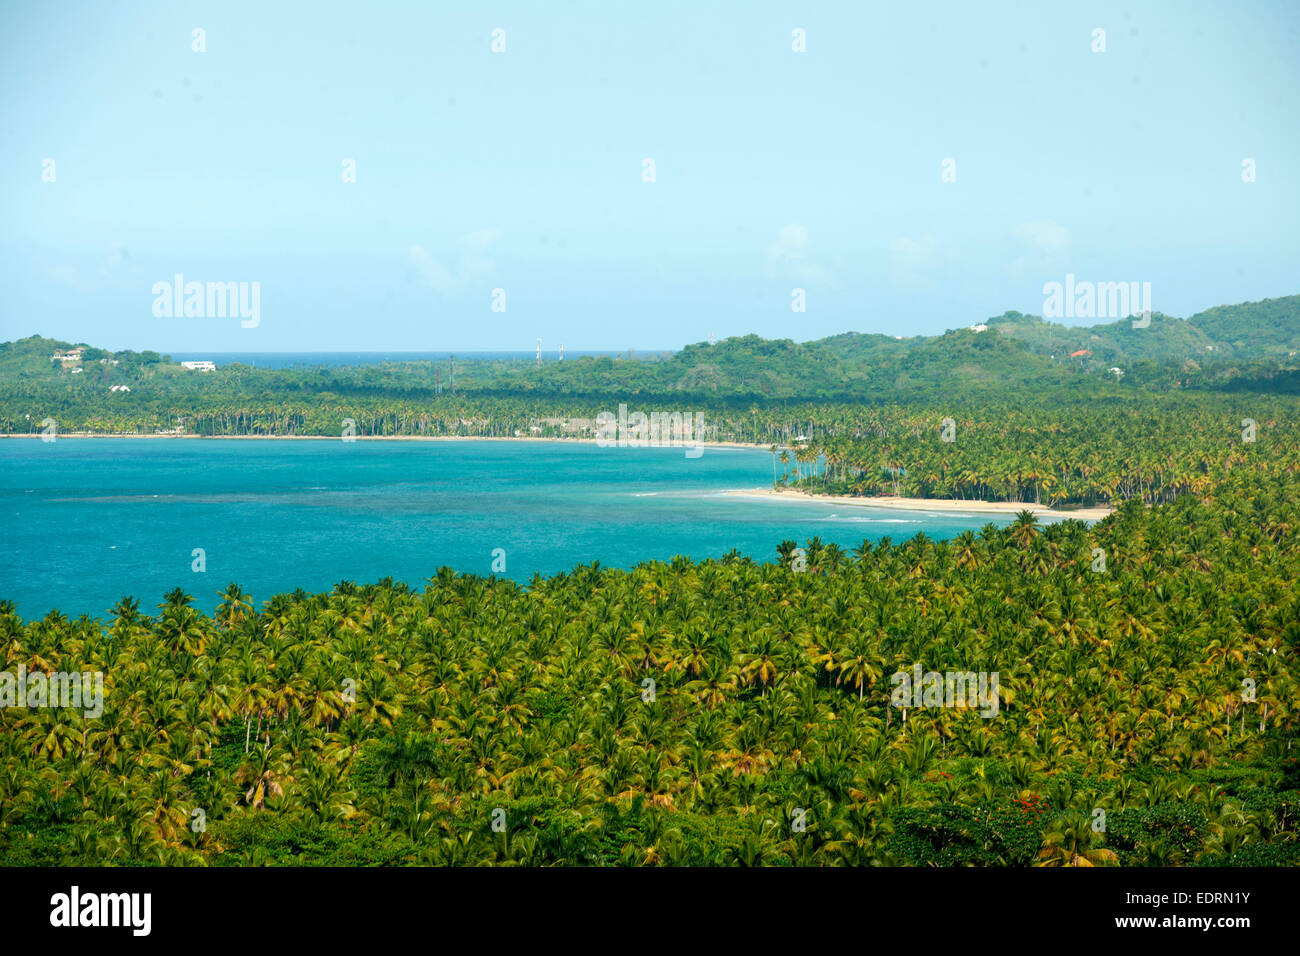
[167,350,672,369]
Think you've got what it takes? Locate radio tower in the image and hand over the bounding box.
[709,331,714,346]
[536,338,542,367]
[559,343,564,361]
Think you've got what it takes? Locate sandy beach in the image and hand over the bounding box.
[725,486,1113,521]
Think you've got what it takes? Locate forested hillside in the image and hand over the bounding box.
[1189,296,1300,358]
[4,296,1296,416]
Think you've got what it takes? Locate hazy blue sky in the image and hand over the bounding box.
[2,0,1297,351]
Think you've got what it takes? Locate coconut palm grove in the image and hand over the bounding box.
[1,298,1298,867]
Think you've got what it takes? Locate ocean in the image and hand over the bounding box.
[166,351,655,369]
[1,438,1028,619]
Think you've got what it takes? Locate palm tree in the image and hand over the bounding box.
[6,420,1300,867]
[1036,815,1118,867]
[235,744,288,809]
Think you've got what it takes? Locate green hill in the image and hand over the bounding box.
[3,294,1296,407]
[1188,295,1300,359]
[983,294,1300,368]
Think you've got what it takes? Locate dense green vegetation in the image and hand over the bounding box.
[988,295,1300,366]
[779,394,1293,507]
[1,486,1296,866]
[2,295,1297,866]
[3,296,1297,438]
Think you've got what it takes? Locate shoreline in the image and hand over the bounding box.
[0,433,765,451]
[725,487,1114,521]
[0,436,1113,518]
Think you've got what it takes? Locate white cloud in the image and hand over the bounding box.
[888,235,938,283]
[766,222,833,284]
[1008,219,1068,289]
[100,242,129,276]
[45,264,86,290]
[410,230,503,296]
[409,246,455,294]
[768,223,809,260]
[1012,219,1069,252]
[46,242,134,291]
[456,229,504,252]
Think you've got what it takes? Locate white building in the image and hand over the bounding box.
[968,323,988,333]
[109,384,132,392]
[180,360,217,371]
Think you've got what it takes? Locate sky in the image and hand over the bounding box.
[1,0,1297,352]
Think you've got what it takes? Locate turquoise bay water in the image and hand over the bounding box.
[1,439,1028,619]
